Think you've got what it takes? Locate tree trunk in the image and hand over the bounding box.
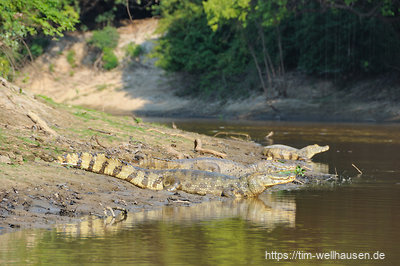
[276,25,287,97]
[248,44,268,97]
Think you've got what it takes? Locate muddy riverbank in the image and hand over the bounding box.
[1,78,340,234]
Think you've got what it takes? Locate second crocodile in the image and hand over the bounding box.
[263,144,329,161]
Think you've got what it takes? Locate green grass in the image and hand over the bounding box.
[17,136,40,146]
[36,94,61,107]
[66,50,77,68]
[73,111,97,121]
[96,84,109,91]
[68,128,97,137]
[133,117,142,123]
[124,42,144,59]
[0,128,5,142]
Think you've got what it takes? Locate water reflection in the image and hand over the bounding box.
[1,121,399,265]
[56,194,296,238]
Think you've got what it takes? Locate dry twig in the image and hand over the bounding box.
[88,127,115,136]
[146,128,192,140]
[351,163,363,174]
[91,135,107,149]
[214,131,251,141]
[194,138,226,158]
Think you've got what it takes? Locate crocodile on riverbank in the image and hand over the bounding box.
[263,144,329,161]
[57,153,296,198]
[136,156,297,177]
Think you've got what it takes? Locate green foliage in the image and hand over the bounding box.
[154,0,400,98]
[96,84,109,91]
[102,48,118,70]
[0,56,11,78]
[291,6,400,75]
[88,26,119,70]
[0,0,79,79]
[88,26,119,51]
[153,0,251,98]
[134,117,143,124]
[29,38,50,58]
[203,0,251,30]
[95,7,117,27]
[124,42,143,59]
[66,50,76,68]
[295,166,305,176]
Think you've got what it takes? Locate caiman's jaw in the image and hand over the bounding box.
[264,172,297,187]
[247,171,296,196]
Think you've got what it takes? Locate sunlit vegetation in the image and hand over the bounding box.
[1,0,398,98]
[152,0,400,98]
[88,26,119,70]
[124,42,144,60]
[0,0,79,79]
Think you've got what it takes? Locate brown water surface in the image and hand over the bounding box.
[1,120,399,265]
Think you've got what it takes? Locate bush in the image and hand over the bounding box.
[66,50,77,68]
[88,26,119,51]
[29,38,50,58]
[0,55,11,79]
[124,42,143,59]
[102,48,118,70]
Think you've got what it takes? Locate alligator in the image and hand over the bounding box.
[136,156,297,177]
[57,152,296,198]
[262,144,329,161]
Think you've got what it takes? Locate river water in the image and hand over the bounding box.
[1,120,399,265]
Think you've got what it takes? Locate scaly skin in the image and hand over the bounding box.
[58,153,296,198]
[137,156,297,177]
[263,144,329,161]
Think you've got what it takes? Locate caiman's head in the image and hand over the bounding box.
[247,171,296,196]
[303,144,329,159]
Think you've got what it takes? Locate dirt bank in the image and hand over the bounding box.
[1,77,340,234]
[16,18,400,123]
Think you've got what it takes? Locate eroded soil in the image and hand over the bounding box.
[1,78,284,234]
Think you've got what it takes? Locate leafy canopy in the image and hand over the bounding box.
[0,0,79,78]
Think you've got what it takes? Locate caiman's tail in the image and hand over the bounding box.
[57,153,164,190]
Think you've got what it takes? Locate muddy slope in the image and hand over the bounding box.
[0,78,264,233]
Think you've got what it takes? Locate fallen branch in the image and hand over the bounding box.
[194,138,226,158]
[213,131,251,141]
[146,128,193,140]
[351,163,363,175]
[26,111,58,137]
[88,127,115,136]
[91,135,107,149]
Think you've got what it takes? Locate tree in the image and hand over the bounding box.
[203,0,292,98]
[0,0,79,79]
